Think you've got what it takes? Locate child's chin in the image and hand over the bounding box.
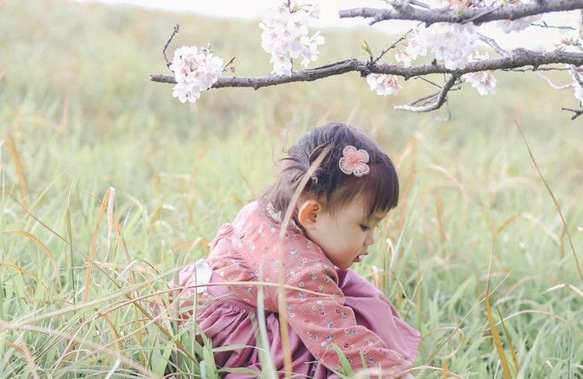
[338,262,354,270]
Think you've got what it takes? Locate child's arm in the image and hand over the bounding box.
[283,262,413,378]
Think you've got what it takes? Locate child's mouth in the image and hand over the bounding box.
[353,252,368,262]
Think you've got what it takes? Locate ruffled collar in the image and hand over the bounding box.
[264,202,304,234]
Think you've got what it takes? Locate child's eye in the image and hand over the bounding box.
[360,224,370,232]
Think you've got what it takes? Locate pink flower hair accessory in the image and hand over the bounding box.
[338,145,370,177]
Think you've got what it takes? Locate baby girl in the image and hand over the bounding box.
[173,122,420,378]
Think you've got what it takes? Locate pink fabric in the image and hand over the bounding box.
[176,201,420,377]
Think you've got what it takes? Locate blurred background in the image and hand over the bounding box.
[0,0,582,377]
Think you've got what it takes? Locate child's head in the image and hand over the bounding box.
[260,122,399,269]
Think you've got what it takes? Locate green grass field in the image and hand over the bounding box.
[1,0,582,377]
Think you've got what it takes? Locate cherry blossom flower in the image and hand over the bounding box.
[397,21,477,70]
[260,1,323,76]
[497,15,540,33]
[366,74,401,96]
[463,71,497,95]
[424,23,477,70]
[394,49,413,67]
[462,53,497,95]
[486,0,541,33]
[169,46,223,103]
[395,28,427,67]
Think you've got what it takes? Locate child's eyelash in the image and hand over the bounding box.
[360,224,370,231]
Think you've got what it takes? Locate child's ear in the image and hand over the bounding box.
[297,199,321,229]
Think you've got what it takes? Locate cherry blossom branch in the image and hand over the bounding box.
[339,1,583,26]
[151,49,583,88]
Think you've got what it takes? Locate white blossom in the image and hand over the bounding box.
[426,23,477,70]
[497,15,541,33]
[462,52,497,95]
[398,23,477,70]
[260,1,323,76]
[463,71,497,95]
[477,0,541,33]
[394,49,413,67]
[169,46,224,103]
[399,28,428,65]
[366,74,401,96]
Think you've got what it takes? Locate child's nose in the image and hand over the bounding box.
[364,229,375,246]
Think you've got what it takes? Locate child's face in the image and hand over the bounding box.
[298,196,387,269]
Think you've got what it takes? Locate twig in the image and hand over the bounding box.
[561,107,583,120]
[372,34,408,65]
[477,33,510,57]
[394,74,459,112]
[371,23,422,65]
[410,84,461,106]
[537,73,573,90]
[339,1,583,27]
[410,91,438,106]
[163,24,180,69]
[222,57,236,73]
[503,66,569,72]
[531,21,577,31]
[416,76,442,89]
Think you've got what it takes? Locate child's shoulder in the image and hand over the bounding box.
[231,200,303,235]
[211,200,336,276]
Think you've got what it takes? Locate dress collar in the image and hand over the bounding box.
[264,202,304,234]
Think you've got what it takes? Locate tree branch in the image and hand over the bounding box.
[151,50,583,89]
[339,1,583,27]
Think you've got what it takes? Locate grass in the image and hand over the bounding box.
[0,0,582,377]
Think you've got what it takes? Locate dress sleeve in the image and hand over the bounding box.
[283,261,413,378]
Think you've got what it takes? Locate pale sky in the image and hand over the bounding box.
[79,0,581,50]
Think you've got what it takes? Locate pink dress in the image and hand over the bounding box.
[173,201,420,378]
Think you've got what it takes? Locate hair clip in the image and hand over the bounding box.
[339,145,370,177]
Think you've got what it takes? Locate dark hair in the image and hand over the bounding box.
[258,123,399,223]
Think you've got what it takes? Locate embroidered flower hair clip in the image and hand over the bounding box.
[338,145,370,177]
